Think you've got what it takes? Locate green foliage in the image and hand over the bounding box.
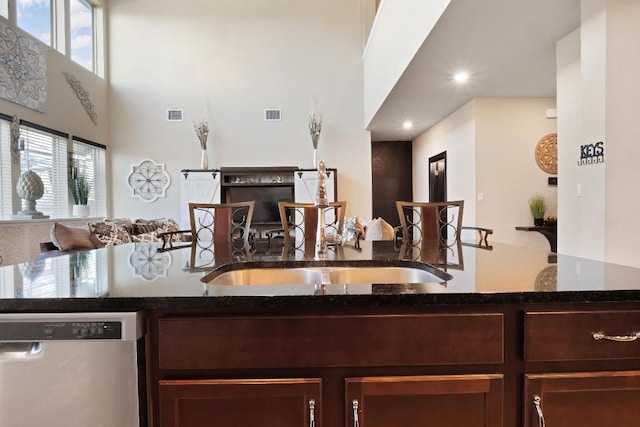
[529,195,547,219]
[70,173,91,205]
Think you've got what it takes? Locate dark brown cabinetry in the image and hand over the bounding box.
[523,310,640,426]
[346,374,503,427]
[524,371,640,427]
[150,312,504,426]
[159,378,321,427]
[149,305,640,426]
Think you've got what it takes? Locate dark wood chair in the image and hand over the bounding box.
[461,226,493,250]
[189,201,255,250]
[278,201,347,252]
[396,200,464,244]
[396,200,465,269]
[159,201,255,251]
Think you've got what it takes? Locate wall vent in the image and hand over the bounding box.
[167,109,184,121]
[264,109,281,121]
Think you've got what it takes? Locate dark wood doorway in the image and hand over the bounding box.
[429,152,446,202]
[371,141,412,227]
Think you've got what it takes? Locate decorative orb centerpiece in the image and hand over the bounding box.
[16,170,44,200]
[13,170,49,219]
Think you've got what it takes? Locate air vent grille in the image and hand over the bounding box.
[167,109,184,121]
[264,109,281,121]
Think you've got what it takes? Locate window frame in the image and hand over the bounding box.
[3,0,103,76]
[0,114,107,220]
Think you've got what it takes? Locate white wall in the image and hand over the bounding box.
[0,23,109,265]
[557,0,640,266]
[475,98,557,250]
[108,0,371,220]
[0,36,108,147]
[363,0,451,127]
[413,98,557,251]
[604,0,640,267]
[556,29,584,258]
[413,100,476,224]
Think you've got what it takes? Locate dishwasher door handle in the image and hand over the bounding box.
[0,342,43,359]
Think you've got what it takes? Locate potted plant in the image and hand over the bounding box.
[70,173,91,217]
[529,195,546,226]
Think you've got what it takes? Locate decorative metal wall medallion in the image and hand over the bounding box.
[129,243,172,281]
[128,159,171,202]
[535,133,557,175]
[63,72,98,125]
[0,21,47,112]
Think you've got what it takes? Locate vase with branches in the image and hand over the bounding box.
[194,121,210,169]
[308,114,322,168]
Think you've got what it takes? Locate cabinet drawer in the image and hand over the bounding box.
[525,310,640,361]
[159,378,321,427]
[158,313,503,370]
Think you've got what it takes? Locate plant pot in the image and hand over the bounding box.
[533,217,544,226]
[73,204,90,217]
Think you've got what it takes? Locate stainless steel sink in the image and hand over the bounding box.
[204,265,450,286]
[328,266,447,285]
[207,268,325,286]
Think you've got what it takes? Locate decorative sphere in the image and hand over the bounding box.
[16,170,44,201]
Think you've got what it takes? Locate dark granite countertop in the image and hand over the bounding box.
[2,239,640,313]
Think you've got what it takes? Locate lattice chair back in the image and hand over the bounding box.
[396,200,465,269]
[188,201,255,250]
[278,201,347,252]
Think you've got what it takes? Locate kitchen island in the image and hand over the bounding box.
[2,240,640,426]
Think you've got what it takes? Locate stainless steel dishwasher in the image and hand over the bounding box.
[0,312,145,427]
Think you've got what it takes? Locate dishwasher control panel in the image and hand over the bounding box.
[0,321,123,340]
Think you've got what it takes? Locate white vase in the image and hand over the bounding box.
[72,204,90,217]
[201,149,209,170]
[313,148,318,169]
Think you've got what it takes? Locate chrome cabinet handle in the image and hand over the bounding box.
[308,399,315,427]
[352,399,360,427]
[533,395,545,427]
[592,331,640,342]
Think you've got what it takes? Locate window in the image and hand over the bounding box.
[20,122,69,217]
[16,0,52,46]
[0,0,8,19]
[0,115,107,219]
[70,0,94,71]
[72,137,106,216]
[5,0,102,75]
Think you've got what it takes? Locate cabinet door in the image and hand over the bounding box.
[159,378,321,427]
[346,374,503,427]
[525,371,640,427]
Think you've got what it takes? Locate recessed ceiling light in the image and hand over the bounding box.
[403,121,413,129]
[453,71,469,83]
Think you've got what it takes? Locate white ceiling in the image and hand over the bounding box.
[366,0,582,142]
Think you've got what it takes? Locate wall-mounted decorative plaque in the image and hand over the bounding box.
[127,159,170,202]
[535,133,557,175]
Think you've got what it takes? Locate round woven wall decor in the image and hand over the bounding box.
[534,265,557,291]
[535,133,557,175]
